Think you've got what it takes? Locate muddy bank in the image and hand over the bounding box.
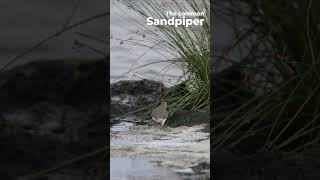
[111,79,210,129]
[0,59,107,180]
[110,79,210,179]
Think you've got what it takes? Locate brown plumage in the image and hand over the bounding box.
[151,102,168,126]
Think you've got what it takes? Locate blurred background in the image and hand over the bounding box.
[0,0,107,69]
[0,1,108,179]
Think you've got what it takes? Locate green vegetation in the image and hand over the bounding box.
[213,0,320,153]
[120,0,210,112]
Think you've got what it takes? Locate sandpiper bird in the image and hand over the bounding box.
[151,102,168,126]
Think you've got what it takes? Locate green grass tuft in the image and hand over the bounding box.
[213,0,320,153]
[120,0,210,112]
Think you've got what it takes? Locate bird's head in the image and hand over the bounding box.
[161,101,167,108]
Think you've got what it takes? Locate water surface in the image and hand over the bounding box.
[110,120,210,179]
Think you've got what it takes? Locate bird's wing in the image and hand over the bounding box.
[164,110,169,119]
[151,108,158,117]
[151,106,161,117]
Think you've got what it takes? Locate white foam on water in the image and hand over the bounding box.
[111,121,210,177]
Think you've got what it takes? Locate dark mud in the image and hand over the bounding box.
[110,79,164,120]
[0,59,107,180]
[110,79,210,129]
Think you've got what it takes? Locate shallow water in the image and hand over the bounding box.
[110,121,210,179]
[110,0,184,84]
[111,157,181,180]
